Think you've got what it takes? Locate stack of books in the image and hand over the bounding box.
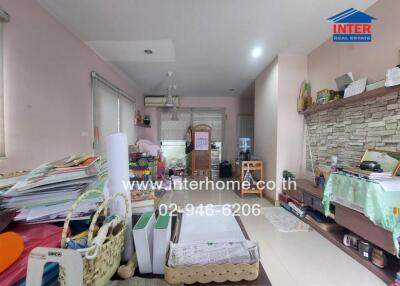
[0,155,103,223]
[342,167,393,180]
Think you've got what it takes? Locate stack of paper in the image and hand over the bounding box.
[0,155,102,223]
[342,168,392,180]
[0,172,28,194]
[368,172,393,180]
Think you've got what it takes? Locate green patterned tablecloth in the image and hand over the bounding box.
[323,173,400,256]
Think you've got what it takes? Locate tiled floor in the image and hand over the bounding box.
[160,188,385,286]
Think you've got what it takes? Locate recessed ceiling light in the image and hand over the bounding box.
[144,49,153,55]
[251,47,262,58]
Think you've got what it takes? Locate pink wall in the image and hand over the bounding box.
[145,95,254,163]
[255,58,278,201]
[0,0,144,173]
[308,0,400,96]
[276,53,307,192]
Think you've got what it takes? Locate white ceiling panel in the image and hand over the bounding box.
[86,40,176,62]
[36,0,378,97]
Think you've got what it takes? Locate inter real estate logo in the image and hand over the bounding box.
[328,8,376,42]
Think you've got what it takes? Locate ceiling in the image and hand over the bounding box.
[37,0,377,97]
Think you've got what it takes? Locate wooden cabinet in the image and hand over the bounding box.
[303,192,324,213]
[334,203,396,255]
[284,179,324,213]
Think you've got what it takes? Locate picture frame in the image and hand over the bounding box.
[361,149,400,176]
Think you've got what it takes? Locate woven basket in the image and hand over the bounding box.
[59,190,129,286]
[164,262,259,284]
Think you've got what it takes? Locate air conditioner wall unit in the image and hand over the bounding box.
[145,95,179,107]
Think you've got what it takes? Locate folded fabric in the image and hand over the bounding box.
[168,240,260,267]
[0,224,65,286]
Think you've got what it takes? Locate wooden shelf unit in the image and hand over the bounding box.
[299,85,400,116]
[240,161,264,198]
[286,179,399,285]
[305,217,398,285]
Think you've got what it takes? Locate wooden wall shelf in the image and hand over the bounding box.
[299,85,400,116]
[285,179,399,284]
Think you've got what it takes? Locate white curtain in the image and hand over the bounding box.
[93,80,119,156]
[119,95,135,145]
[92,76,135,156]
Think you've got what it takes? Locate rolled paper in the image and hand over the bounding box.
[106,133,133,262]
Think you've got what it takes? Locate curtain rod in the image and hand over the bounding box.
[0,9,10,22]
[91,71,135,102]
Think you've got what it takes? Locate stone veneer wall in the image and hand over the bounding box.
[305,91,400,171]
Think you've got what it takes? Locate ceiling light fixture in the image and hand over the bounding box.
[144,49,153,55]
[251,47,262,58]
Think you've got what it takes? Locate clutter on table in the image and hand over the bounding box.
[1,155,104,224]
[129,151,157,181]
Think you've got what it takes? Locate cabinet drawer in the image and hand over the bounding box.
[303,192,313,206]
[303,192,324,213]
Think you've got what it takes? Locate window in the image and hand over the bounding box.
[160,108,192,141]
[0,9,9,157]
[160,108,225,166]
[160,109,192,168]
[192,109,224,142]
[92,72,135,156]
